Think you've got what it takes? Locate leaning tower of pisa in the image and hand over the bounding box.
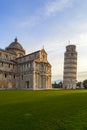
[63,45,77,89]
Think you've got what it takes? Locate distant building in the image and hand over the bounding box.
[0,38,52,89]
[63,45,77,89]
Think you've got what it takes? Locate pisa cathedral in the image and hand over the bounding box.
[0,38,51,89]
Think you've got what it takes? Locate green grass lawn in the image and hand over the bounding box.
[0,90,87,130]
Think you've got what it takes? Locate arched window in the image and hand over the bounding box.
[14,75,15,79]
[9,64,10,68]
[22,75,23,80]
[5,74,7,78]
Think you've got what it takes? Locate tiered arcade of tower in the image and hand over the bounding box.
[63,45,77,89]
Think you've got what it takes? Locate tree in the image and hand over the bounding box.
[58,82,63,88]
[83,80,87,89]
[52,81,63,88]
[52,82,58,88]
[76,82,82,88]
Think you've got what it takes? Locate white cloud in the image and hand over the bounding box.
[77,71,87,81]
[78,33,87,44]
[44,0,73,16]
[19,15,40,28]
[19,0,73,28]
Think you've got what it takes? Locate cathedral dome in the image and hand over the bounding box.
[6,38,25,52]
[6,38,25,57]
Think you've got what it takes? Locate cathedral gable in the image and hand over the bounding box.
[40,49,47,62]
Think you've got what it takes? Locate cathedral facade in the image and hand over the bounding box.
[0,38,52,90]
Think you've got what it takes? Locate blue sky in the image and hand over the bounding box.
[0,0,87,82]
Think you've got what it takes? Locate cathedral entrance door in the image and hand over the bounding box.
[26,81,29,88]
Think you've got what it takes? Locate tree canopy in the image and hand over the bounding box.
[83,80,87,89]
